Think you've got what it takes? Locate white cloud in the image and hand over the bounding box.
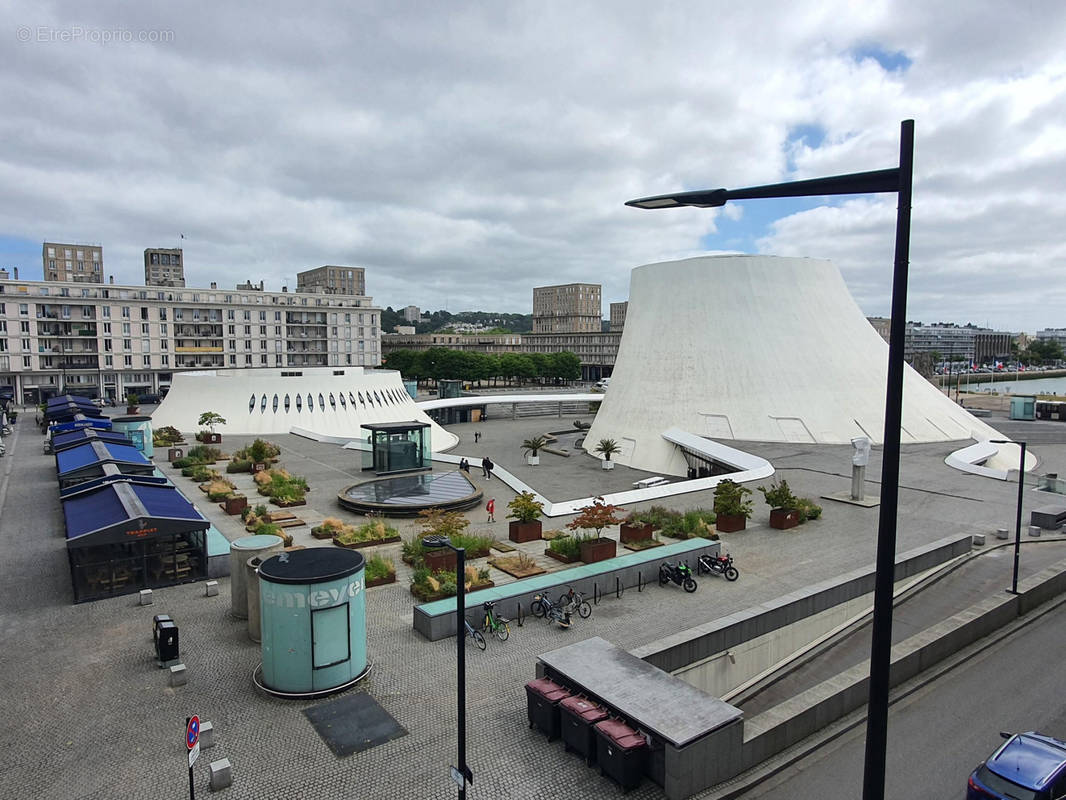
[1,1,1065,329]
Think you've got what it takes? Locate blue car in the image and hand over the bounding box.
[968,731,1066,799]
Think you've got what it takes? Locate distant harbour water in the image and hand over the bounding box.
[961,376,1066,395]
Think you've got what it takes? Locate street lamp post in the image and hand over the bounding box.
[990,439,1027,594]
[626,119,914,800]
[421,535,471,799]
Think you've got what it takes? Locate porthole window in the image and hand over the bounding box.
[349,392,356,406]
[295,394,302,411]
[329,393,336,409]
[307,393,314,411]
[249,394,256,412]
[373,391,382,405]
[358,391,365,407]
[260,394,268,412]
[284,394,291,412]
[338,393,346,408]
[318,393,325,411]
[273,394,279,413]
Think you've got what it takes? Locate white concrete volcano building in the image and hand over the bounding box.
[152,367,458,449]
[585,255,1006,477]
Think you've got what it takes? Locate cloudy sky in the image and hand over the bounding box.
[2,1,1064,330]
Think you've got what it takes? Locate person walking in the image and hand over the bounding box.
[474,430,480,443]
[481,456,490,478]
[486,498,496,523]
[459,458,469,473]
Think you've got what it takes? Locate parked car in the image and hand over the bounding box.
[137,393,162,405]
[967,731,1066,799]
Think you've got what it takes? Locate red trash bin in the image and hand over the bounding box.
[560,695,609,766]
[595,718,648,792]
[525,677,573,741]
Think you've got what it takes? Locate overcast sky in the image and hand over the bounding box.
[2,1,1064,331]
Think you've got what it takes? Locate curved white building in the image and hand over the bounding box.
[585,255,1006,476]
[152,367,458,449]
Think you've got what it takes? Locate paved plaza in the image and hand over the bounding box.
[2,408,1066,799]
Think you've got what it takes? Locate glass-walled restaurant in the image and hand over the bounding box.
[360,421,431,475]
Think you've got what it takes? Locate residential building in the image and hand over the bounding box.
[0,276,381,404]
[297,265,365,296]
[532,283,601,333]
[1036,328,1066,350]
[381,332,523,357]
[522,331,619,381]
[610,301,628,332]
[867,316,891,341]
[403,305,421,323]
[42,242,103,283]
[144,248,185,287]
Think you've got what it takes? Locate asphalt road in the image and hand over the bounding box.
[740,598,1066,800]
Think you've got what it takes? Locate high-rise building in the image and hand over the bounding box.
[42,242,103,283]
[532,283,601,333]
[297,265,365,296]
[144,248,185,287]
[609,301,628,332]
[403,305,421,323]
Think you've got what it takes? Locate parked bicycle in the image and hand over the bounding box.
[659,560,698,593]
[531,592,572,628]
[464,618,486,650]
[557,586,592,619]
[697,552,739,581]
[481,600,510,642]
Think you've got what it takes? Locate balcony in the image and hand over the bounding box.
[175,346,224,353]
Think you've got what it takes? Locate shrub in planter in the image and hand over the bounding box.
[227,459,253,474]
[662,509,717,540]
[312,517,346,540]
[206,480,236,502]
[507,491,544,542]
[365,554,397,586]
[253,521,292,547]
[183,465,217,482]
[154,425,183,444]
[187,445,224,463]
[759,479,801,529]
[620,511,655,543]
[713,479,753,532]
[547,535,581,561]
[796,497,823,522]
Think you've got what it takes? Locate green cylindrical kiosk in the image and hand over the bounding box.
[110,415,154,458]
[256,548,370,697]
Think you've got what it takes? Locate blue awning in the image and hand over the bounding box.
[51,429,131,452]
[56,440,150,476]
[64,483,208,547]
[50,417,113,433]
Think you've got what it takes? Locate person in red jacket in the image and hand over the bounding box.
[486,498,496,523]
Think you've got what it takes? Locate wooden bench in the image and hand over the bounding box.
[633,476,669,489]
[1030,504,1066,529]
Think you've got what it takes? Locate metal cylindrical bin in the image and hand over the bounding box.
[110,415,154,457]
[230,535,284,619]
[258,548,368,695]
[246,556,265,642]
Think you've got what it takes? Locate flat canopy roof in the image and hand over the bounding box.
[51,429,131,453]
[361,421,429,433]
[59,465,171,499]
[49,416,112,433]
[64,482,208,548]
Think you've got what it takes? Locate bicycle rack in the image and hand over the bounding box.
[516,602,525,628]
[593,582,601,606]
[637,571,645,592]
[615,576,624,599]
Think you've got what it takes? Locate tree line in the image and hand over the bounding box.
[381,348,581,386]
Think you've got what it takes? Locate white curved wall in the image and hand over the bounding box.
[586,255,1006,475]
[152,367,458,449]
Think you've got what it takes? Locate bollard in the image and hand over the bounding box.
[168,663,187,687]
[139,589,153,606]
[1029,525,1042,537]
[995,528,1009,540]
[208,758,232,791]
[205,580,219,597]
[972,533,985,547]
[200,720,215,749]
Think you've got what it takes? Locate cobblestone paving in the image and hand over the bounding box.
[1,412,1060,799]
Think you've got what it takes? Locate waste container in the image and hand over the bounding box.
[152,614,172,648]
[595,718,647,792]
[525,677,572,741]
[560,695,609,766]
[156,620,179,666]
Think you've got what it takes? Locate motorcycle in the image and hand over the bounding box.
[531,592,572,628]
[697,552,739,581]
[659,560,697,593]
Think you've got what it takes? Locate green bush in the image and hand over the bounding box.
[187,445,223,463]
[255,522,281,537]
[640,505,683,530]
[172,457,204,469]
[226,459,253,473]
[402,536,425,564]
[183,465,215,481]
[661,508,716,539]
[759,479,798,510]
[365,555,396,582]
[548,536,581,559]
[796,497,823,522]
[449,532,495,557]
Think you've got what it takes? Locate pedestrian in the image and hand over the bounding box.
[481,456,490,478]
[485,457,494,479]
[459,458,469,473]
[486,498,496,523]
[474,430,480,443]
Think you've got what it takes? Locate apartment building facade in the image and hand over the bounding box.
[42,242,103,283]
[296,265,366,296]
[532,283,601,333]
[609,301,628,332]
[0,273,381,404]
[144,248,186,287]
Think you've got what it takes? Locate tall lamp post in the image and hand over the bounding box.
[990,439,1027,594]
[421,535,472,799]
[626,119,913,800]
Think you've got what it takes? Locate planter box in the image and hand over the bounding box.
[509,520,543,543]
[619,522,653,544]
[715,514,747,533]
[311,527,336,540]
[527,455,540,466]
[544,548,580,564]
[601,460,615,470]
[332,535,402,550]
[198,433,222,444]
[770,508,800,530]
[251,462,268,473]
[221,495,247,515]
[270,498,307,508]
[366,574,397,588]
[579,537,616,564]
[167,447,185,462]
[424,548,457,573]
[622,539,664,552]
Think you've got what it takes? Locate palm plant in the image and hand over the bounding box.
[521,435,550,458]
[594,438,622,462]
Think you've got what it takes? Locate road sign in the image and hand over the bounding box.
[186,716,200,750]
[188,741,200,768]
[449,766,465,789]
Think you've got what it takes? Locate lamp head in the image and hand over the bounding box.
[421,535,450,549]
[626,188,729,209]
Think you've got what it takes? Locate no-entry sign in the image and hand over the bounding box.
[186,716,199,750]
